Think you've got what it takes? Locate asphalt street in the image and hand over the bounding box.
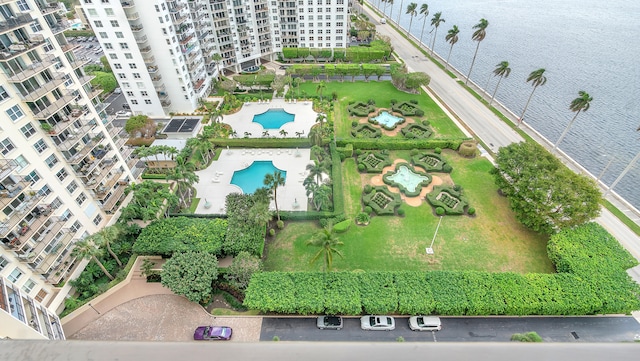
[260,317,640,342]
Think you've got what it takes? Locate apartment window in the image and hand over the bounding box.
[70,221,82,233]
[0,138,15,155]
[105,8,114,16]
[120,43,129,50]
[16,0,30,11]
[125,53,133,59]
[99,31,108,38]
[118,73,126,79]
[122,82,130,88]
[67,180,78,194]
[110,20,119,27]
[159,17,163,24]
[114,63,122,69]
[104,43,113,49]
[133,73,140,79]
[109,53,117,59]
[131,99,138,104]
[0,85,9,101]
[76,192,87,205]
[6,105,24,121]
[115,31,124,38]
[44,154,58,169]
[162,28,167,35]
[129,63,137,69]
[60,209,73,222]
[94,20,103,28]
[140,91,148,96]
[136,82,144,88]
[87,9,97,16]
[144,99,152,104]
[337,22,343,27]
[126,91,134,96]
[15,155,28,171]
[0,256,8,271]
[93,214,103,226]
[51,197,63,209]
[22,279,37,294]
[39,184,51,197]
[25,170,40,185]
[33,139,48,154]
[56,168,68,182]
[8,267,23,283]
[155,5,160,12]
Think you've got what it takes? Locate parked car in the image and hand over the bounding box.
[115,110,131,118]
[317,316,343,330]
[193,326,232,341]
[113,87,122,94]
[408,316,442,331]
[360,315,395,331]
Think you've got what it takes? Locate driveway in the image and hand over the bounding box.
[68,294,262,342]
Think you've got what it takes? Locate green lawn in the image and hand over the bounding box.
[265,151,553,274]
[297,81,466,140]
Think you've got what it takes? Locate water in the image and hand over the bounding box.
[387,165,429,193]
[230,161,286,194]
[372,111,404,128]
[252,108,295,129]
[381,0,640,209]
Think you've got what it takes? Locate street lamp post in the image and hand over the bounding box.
[88,303,101,315]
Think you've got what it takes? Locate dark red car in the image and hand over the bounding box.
[193,326,233,341]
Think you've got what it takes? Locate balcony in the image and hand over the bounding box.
[179,33,195,46]
[126,12,140,21]
[100,184,127,213]
[60,42,81,53]
[77,74,96,86]
[0,159,19,181]
[49,20,70,35]
[18,216,65,258]
[143,54,155,65]
[0,13,34,35]
[34,231,75,275]
[6,55,55,83]
[139,46,151,53]
[0,179,31,209]
[93,171,124,200]
[38,2,62,16]
[147,65,158,73]
[121,1,134,8]
[0,35,46,60]
[169,3,187,13]
[32,94,76,120]
[69,56,91,69]
[131,25,143,32]
[151,74,162,85]
[0,193,45,238]
[161,99,172,107]
[87,87,103,100]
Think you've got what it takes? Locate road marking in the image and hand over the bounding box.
[432,331,437,342]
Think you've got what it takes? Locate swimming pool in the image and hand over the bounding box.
[371,111,404,129]
[252,108,295,129]
[230,161,287,194]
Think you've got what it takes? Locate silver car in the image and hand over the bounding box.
[360,315,395,331]
[408,316,442,331]
[317,316,343,330]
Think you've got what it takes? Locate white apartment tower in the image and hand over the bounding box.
[0,0,136,337]
[83,0,350,116]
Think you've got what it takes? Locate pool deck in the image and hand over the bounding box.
[193,148,312,214]
[223,99,318,138]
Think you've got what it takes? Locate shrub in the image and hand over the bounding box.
[414,109,425,117]
[276,220,284,229]
[364,206,373,214]
[410,149,419,156]
[427,185,470,216]
[363,184,373,193]
[355,212,370,225]
[351,121,358,127]
[356,150,392,173]
[401,123,433,139]
[397,208,405,216]
[347,101,375,117]
[358,163,365,171]
[434,147,442,154]
[269,229,276,236]
[409,99,418,104]
[391,101,422,116]
[442,164,453,173]
[351,123,383,138]
[467,207,476,215]
[362,186,402,216]
[436,207,445,215]
[355,149,363,155]
[390,99,397,105]
[422,120,430,126]
[511,332,543,342]
[133,217,227,256]
[367,98,376,105]
[333,219,352,233]
[458,140,477,158]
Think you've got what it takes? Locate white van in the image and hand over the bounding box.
[380,18,386,24]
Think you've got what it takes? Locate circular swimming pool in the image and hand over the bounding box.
[230,160,287,194]
[252,108,295,129]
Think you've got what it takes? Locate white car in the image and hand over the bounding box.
[115,111,132,118]
[360,315,395,331]
[408,316,441,331]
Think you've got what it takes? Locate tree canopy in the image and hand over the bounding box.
[224,251,263,290]
[492,142,601,234]
[161,251,219,304]
[125,115,155,138]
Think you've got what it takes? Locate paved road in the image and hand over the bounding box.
[260,317,640,342]
[361,5,523,152]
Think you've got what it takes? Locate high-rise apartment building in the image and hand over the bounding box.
[81,0,350,116]
[0,0,138,337]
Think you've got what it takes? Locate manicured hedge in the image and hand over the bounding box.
[411,152,449,172]
[224,194,267,256]
[330,143,345,216]
[244,223,640,315]
[356,150,392,173]
[391,101,422,116]
[347,101,375,116]
[351,123,382,138]
[133,217,227,256]
[401,123,433,139]
[362,186,402,215]
[212,138,310,148]
[337,138,468,151]
[426,185,469,215]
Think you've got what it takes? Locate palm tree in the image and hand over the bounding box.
[406,3,418,34]
[519,68,547,127]
[386,0,394,18]
[489,61,511,106]
[308,127,323,147]
[306,160,328,185]
[315,113,327,129]
[86,225,123,267]
[604,126,640,196]
[306,223,344,272]
[316,81,326,101]
[465,18,489,85]
[444,25,460,71]
[396,0,404,24]
[168,155,199,209]
[71,239,114,280]
[429,12,445,56]
[418,4,429,45]
[264,171,286,221]
[211,53,223,81]
[553,91,593,152]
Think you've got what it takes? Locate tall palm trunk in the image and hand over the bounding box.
[553,111,581,152]
[106,243,122,267]
[489,75,505,106]
[420,19,427,45]
[93,256,115,280]
[465,42,481,85]
[519,86,539,127]
[430,27,439,56]
[445,44,454,70]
